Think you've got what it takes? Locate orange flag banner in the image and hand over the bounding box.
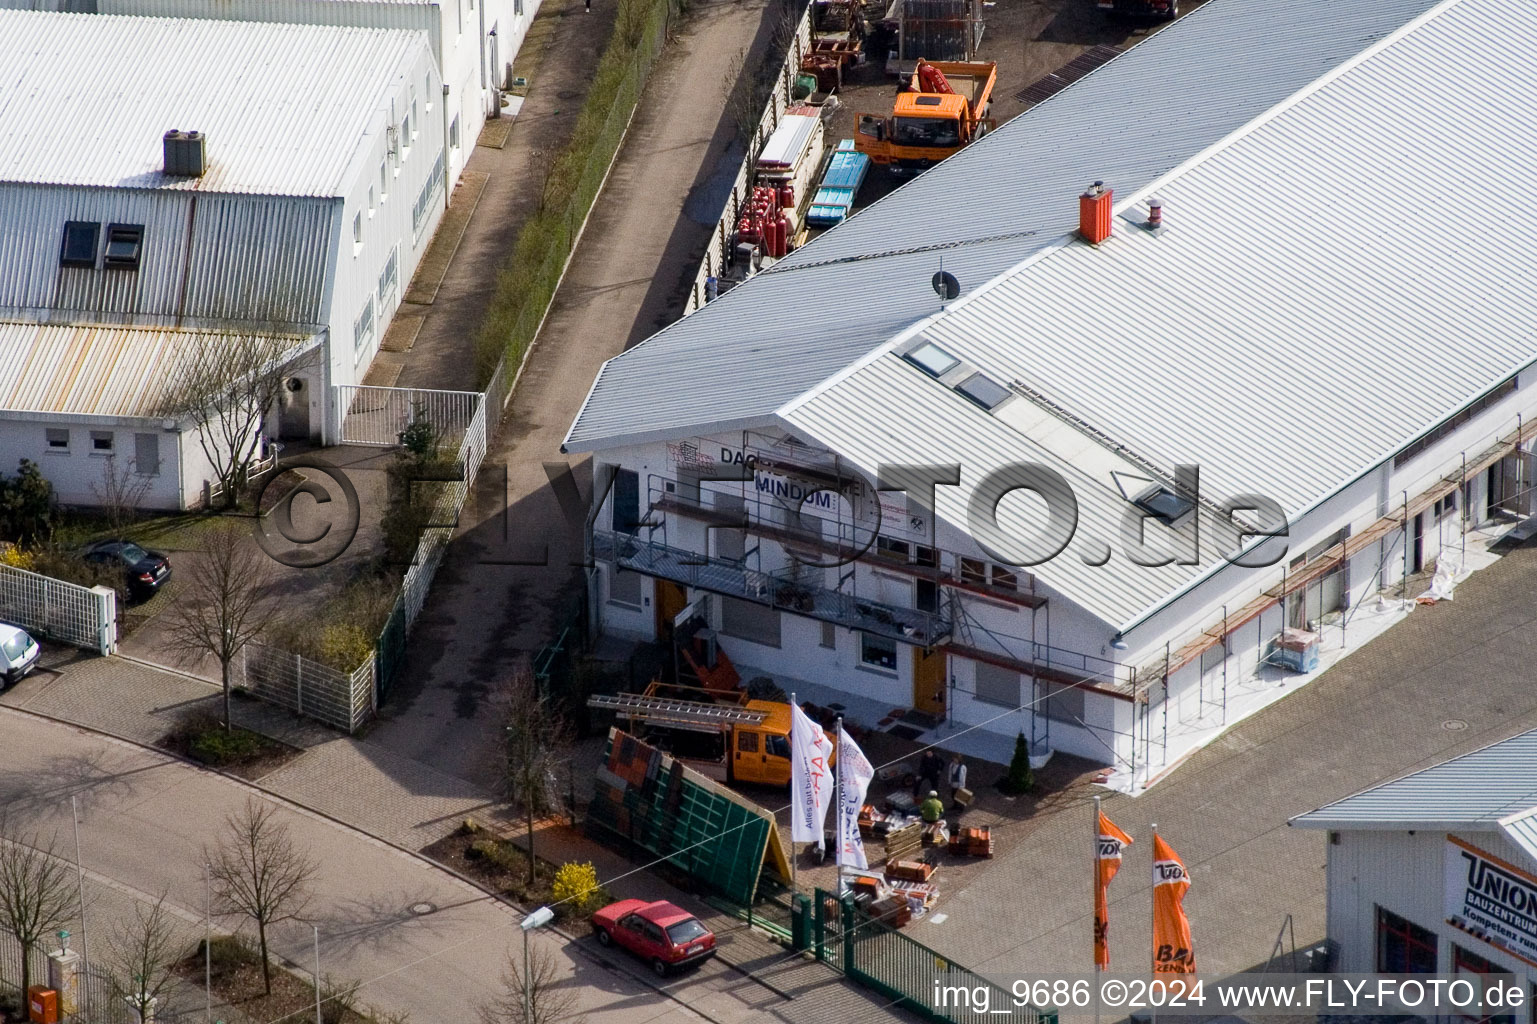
[1094,812,1133,968]
[1151,833,1196,975]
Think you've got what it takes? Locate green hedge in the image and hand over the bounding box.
[475,0,681,388]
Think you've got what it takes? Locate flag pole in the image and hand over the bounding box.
[790,691,798,892]
[834,715,844,895]
[1093,794,1102,1024]
[1150,822,1159,1024]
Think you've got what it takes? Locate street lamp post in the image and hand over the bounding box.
[519,906,554,1024]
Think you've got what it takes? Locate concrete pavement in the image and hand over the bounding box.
[371,0,780,787]
[903,539,1537,981]
[0,710,701,1024]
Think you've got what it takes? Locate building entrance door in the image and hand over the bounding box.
[913,646,946,719]
[655,579,688,644]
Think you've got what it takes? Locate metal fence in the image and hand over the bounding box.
[243,643,375,733]
[814,890,1055,1024]
[0,930,193,1024]
[0,564,116,655]
[335,384,483,448]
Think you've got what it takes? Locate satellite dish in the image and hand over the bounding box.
[931,270,960,301]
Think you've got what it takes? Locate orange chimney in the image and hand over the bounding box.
[1079,181,1112,244]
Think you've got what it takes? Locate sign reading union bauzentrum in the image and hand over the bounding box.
[1445,837,1537,969]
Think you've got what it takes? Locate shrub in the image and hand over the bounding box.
[1001,733,1035,795]
[0,543,34,571]
[319,622,374,672]
[0,459,56,545]
[551,862,602,914]
[199,934,259,974]
[188,726,268,766]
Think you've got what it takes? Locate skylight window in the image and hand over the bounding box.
[103,224,144,269]
[60,222,99,268]
[955,372,1010,410]
[1134,485,1195,526]
[904,341,959,378]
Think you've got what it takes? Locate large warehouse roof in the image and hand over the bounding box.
[1292,728,1537,862]
[564,0,1446,451]
[569,0,1537,630]
[0,11,427,196]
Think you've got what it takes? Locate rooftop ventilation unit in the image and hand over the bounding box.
[162,130,206,177]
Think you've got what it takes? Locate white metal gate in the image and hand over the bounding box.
[335,385,483,448]
[0,564,116,655]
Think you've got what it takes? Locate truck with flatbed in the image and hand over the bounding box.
[855,59,996,173]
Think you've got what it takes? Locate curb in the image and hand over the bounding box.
[0,701,724,1023]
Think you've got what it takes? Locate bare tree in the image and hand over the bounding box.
[496,661,571,887]
[207,799,317,996]
[163,520,275,730]
[106,894,182,1021]
[0,821,78,1000]
[478,943,583,1024]
[89,455,153,533]
[157,335,292,509]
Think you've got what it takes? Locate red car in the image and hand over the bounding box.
[591,899,717,976]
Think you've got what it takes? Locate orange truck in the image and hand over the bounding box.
[855,59,996,173]
[588,682,833,787]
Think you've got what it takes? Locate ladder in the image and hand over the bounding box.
[587,692,769,733]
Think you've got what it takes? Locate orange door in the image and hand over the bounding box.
[913,646,947,717]
[654,580,688,643]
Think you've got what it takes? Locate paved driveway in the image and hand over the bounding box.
[903,541,1537,981]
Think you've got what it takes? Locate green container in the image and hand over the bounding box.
[794,73,818,99]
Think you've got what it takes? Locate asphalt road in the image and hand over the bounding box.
[0,709,710,1024]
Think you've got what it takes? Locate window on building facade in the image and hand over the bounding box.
[959,557,986,585]
[353,212,363,251]
[722,597,780,647]
[992,565,1017,590]
[1453,945,1516,1024]
[1376,907,1437,973]
[45,428,69,451]
[611,468,639,534]
[103,224,143,268]
[134,433,160,476]
[609,568,642,607]
[380,160,389,199]
[450,116,461,150]
[820,621,836,649]
[974,662,1019,706]
[876,536,909,562]
[1045,682,1085,724]
[60,221,99,267]
[860,632,897,671]
[90,431,113,454]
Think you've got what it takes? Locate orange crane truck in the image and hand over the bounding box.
[588,682,834,787]
[855,59,996,173]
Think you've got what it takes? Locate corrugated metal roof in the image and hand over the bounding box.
[1503,810,1537,863]
[564,0,1444,451]
[921,0,1537,521]
[0,10,427,196]
[0,321,311,418]
[1291,729,1537,831]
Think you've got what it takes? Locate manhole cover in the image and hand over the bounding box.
[1442,719,1468,732]
[410,902,436,915]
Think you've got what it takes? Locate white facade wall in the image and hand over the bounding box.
[0,412,220,510]
[584,365,1537,771]
[87,0,536,181]
[1324,828,1537,1019]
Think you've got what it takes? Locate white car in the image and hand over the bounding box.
[0,623,39,687]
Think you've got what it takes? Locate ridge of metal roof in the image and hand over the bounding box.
[564,0,1448,451]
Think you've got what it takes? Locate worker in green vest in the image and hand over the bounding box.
[920,790,944,824]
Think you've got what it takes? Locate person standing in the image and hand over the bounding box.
[915,748,942,801]
[947,753,969,808]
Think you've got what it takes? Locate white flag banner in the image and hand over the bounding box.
[836,723,875,869]
[790,702,834,847]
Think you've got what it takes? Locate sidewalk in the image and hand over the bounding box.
[2,653,923,1022]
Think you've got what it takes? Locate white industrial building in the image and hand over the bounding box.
[564,0,1537,785]
[1292,730,1537,1016]
[7,0,538,190]
[0,11,445,507]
